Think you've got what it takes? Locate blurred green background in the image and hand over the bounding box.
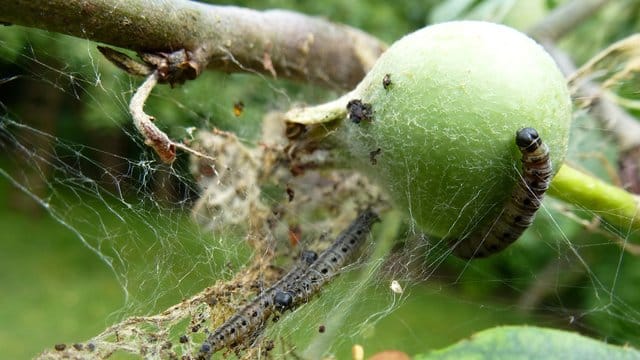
[2,0,640,359]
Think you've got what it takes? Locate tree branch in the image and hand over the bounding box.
[540,42,640,151]
[0,0,386,90]
[526,0,640,152]
[527,0,610,42]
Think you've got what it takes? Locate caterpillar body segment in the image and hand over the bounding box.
[198,250,318,357]
[451,127,552,259]
[198,210,378,358]
[280,209,379,308]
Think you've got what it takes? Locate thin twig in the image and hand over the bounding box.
[516,254,584,311]
[567,34,640,87]
[551,202,640,256]
[129,72,217,164]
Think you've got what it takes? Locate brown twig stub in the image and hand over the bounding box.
[99,46,203,86]
[140,49,202,86]
[129,73,176,163]
[129,72,217,164]
[97,46,153,77]
[2,0,386,89]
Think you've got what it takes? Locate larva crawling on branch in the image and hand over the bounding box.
[197,250,317,357]
[276,210,380,309]
[197,209,379,358]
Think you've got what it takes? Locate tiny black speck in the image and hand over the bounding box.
[382,74,392,90]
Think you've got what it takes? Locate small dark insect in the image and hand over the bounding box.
[233,101,245,117]
[179,335,189,344]
[264,339,275,352]
[347,99,373,124]
[318,325,326,333]
[451,127,552,259]
[382,74,392,90]
[54,344,66,351]
[87,343,96,352]
[72,343,83,351]
[369,148,382,165]
[286,185,295,202]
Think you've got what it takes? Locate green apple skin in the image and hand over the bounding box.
[338,21,572,238]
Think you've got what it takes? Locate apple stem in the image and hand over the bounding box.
[284,91,355,125]
[549,164,640,233]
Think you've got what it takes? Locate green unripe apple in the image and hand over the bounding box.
[334,21,571,239]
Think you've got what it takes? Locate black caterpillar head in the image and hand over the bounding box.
[515,127,541,151]
[274,291,294,311]
[300,250,318,265]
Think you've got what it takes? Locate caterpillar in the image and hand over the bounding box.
[198,250,318,358]
[451,127,552,259]
[276,209,380,310]
[198,210,379,358]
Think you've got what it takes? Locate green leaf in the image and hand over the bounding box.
[415,326,640,360]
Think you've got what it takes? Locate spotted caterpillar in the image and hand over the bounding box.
[274,209,380,310]
[451,127,552,259]
[198,209,379,358]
